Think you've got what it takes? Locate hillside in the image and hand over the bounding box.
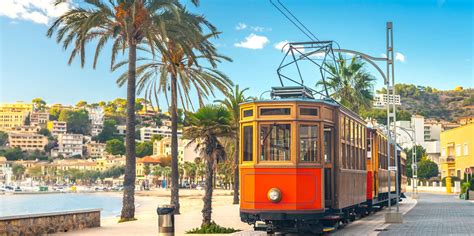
[379,84,474,122]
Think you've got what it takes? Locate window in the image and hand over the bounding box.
[340,116,345,139]
[243,126,253,161]
[300,107,318,116]
[260,123,291,161]
[441,147,446,157]
[324,127,332,163]
[243,109,253,117]
[464,143,469,156]
[456,144,461,157]
[260,108,290,116]
[300,124,318,162]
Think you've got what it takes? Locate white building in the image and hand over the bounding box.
[47,121,67,137]
[373,93,401,107]
[153,137,198,163]
[117,125,127,136]
[30,111,49,128]
[0,156,12,185]
[86,107,104,136]
[86,141,106,158]
[140,126,182,142]
[53,133,84,157]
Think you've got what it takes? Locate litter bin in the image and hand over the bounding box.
[157,205,175,236]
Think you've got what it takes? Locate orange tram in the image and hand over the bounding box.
[239,87,407,234]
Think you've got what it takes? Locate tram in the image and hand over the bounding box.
[239,86,406,234]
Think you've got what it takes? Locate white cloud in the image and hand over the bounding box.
[234,34,269,50]
[274,40,306,53]
[395,52,406,62]
[0,0,72,25]
[235,22,247,30]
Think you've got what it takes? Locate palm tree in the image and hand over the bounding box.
[317,54,376,114]
[116,7,232,213]
[215,85,248,204]
[184,105,232,226]
[47,0,181,221]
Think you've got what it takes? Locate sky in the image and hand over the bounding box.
[0,0,473,107]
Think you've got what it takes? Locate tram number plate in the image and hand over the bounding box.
[388,166,397,171]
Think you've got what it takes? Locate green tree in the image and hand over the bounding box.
[47,0,184,220]
[136,141,153,157]
[38,128,52,138]
[2,147,24,161]
[76,100,88,108]
[32,98,46,111]
[184,105,232,226]
[97,119,119,142]
[12,164,26,180]
[417,158,439,180]
[317,54,376,114]
[106,139,126,155]
[151,134,163,143]
[143,164,151,176]
[116,9,232,213]
[215,85,248,204]
[59,109,91,135]
[49,107,62,121]
[0,131,8,146]
[405,145,426,178]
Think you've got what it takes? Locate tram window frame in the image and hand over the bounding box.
[324,127,333,164]
[299,123,319,163]
[260,107,291,116]
[243,109,253,118]
[242,125,254,162]
[259,123,292,162]
[299,107,319,116]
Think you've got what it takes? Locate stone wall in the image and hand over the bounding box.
[0,209,101,235]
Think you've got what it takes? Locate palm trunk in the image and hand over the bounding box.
[120,40,137,220]
[202,157,214,226]
[232,133,240,204]
[170,73,180,214]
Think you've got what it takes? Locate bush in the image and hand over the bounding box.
[461,182,471,194]
[470,179,474,191]
[186,222,239,234]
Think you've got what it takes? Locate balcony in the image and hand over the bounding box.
[440,156,455,163]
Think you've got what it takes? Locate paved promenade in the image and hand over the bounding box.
[379,193,474,236]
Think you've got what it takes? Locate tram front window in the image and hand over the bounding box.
[300,124,318,162]
[260,124,291,161]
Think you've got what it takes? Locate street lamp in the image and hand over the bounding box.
[395,126,419,198]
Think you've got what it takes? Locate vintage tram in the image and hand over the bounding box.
[239,86,406,234]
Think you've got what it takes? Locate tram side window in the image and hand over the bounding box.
[260,124,291,161]
[243,126,253,161]
[300,124,318,162]
[324,127,332,163]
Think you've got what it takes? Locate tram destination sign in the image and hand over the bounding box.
[388,166,397,171]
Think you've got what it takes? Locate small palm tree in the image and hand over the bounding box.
[184,105,232,226]
[47,0,181,221]
[317,54,376,114]
[215,85,248,204]
[116,7,232,213]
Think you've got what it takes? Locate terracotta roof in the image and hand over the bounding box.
[137,156,161,164]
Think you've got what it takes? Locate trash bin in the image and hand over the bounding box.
[157,205,175,236]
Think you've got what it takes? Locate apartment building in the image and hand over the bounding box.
[8,132,48,151]
[53,134,83,157]
[85,107,104,136]
[440,123,473,179]
[47,121,67,137]
[0,103,33,131]
[140,126,182,142]
[86,141,106,158]
[30,111,49,128]
[153,137,199,163]
[7,125,41,134]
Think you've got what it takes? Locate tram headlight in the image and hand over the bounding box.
[267,188,282,203]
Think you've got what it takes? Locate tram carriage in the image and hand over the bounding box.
[239,86,406,234]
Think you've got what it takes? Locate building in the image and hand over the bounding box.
[136,156,161,177]
[0,103,33,131]
[7,125,41,134]
[153,137,199,163]
[373,93,401,107]
[86,141,106,158]
[140,126,182,142]
[86,107,104,136]
[458,116,474,125]
[440,123,474,179]
[30,111,49,128]
[8,132,48,151]
[52,159,96,171]
[423,119,443,141]
[95,155,126,171]
[117,125,127,136]
[47,121,67,137]
[53,134,83,157]
[0,156,12,185]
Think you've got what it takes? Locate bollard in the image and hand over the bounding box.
[446,176,452,193]
[157,205,175,236]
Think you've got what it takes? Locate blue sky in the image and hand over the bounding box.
[0,0,472,107]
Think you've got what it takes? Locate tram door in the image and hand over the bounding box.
[323,126,333,208]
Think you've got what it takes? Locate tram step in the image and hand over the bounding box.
[323,226,336,232]
[322,215,342,221]
[372,205,382,209]
[360,204,368,208]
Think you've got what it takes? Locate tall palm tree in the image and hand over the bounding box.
[116,7,232,213]
[317,54,376,114]
[47,0,181,221]
[184,105,232,226]
[215,85,248,204]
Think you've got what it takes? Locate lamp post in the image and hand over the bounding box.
[395,126,418,198]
